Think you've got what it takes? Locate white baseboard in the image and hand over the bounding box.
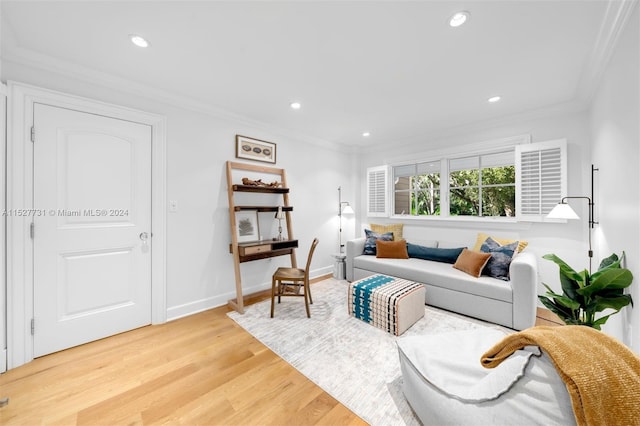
[165,267,333,321]
[0,349,7,373]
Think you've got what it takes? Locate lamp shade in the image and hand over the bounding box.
[546,203,580,220]
[275,206,284,219]
[342,204,355,215]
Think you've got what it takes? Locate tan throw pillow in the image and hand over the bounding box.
[376,239,409,259]
[472,232,528,253]
[453,248,492,278]
[370,223,404,241]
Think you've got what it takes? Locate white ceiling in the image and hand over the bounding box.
[0,1,631,148]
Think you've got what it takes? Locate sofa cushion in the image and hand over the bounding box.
[376,239,409,259]
[370,223,404,241]
[363,229,394,255]
[480,237,519,281]
[453,249,492,278]
[473,232,528,253]
[352,256,512,302]
[407,243,464,264]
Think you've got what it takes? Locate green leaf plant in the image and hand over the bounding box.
[539,252,634,330]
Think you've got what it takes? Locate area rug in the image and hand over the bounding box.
[227,278,510,425]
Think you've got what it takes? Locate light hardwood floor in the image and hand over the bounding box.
[0,285,366,425]
[0,281,561,425]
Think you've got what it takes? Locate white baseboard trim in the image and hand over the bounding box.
[165,267,334,321]
[0,349,7,373]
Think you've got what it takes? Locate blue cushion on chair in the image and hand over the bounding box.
[407,243,465,264]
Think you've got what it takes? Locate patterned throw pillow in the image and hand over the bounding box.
[363,229,394,255]
[480,237,519,281]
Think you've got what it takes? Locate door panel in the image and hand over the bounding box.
[60,131,134,225]
[33,103,152,357]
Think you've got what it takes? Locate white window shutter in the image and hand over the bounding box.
[367,165,388,217]
[516,139,567,221]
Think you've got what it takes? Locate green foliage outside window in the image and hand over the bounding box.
[450,165,516,217]
[393,153,515,218]
[413,173,440,215]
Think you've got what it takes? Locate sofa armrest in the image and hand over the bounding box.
[346,238,366,281]
[509,251,538,330]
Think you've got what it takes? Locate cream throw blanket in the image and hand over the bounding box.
[481,326,640,426]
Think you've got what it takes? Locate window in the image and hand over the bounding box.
[392,151,515,218]
[449,151,515,217]
[393,162,440,216]
[378,137,567,222]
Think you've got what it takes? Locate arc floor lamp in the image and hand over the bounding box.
[546,164,598,272]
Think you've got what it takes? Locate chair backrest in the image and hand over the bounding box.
[304,238,319,274]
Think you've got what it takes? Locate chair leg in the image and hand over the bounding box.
[277,280,282,304]
[307,280,313,305]
[304,280,311,318]
[270,276,276,318]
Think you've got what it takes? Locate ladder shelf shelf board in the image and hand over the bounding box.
[226,161,297,314]
[232,184,290,194]
[233,206,294,212]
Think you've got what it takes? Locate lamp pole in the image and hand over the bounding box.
[338,186,344,253]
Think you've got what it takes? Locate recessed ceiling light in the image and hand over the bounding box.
[362,132,371,137]
[488,96,501,103]
[290,102,301,110]
[129,34,150,48]
[449,11,470,27]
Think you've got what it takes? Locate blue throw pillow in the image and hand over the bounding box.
[480,237,519,281]
[406,243,465,264]
[363,229,394,255]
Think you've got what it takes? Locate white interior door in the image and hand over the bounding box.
[33,103,152,357]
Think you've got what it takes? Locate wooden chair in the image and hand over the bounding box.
[271,238,319,318]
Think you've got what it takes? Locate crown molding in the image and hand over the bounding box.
[0,44,347,153]
[576,0,639,104]
[359,98,587,154]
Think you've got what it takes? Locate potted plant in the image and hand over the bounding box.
[539,252,633,329]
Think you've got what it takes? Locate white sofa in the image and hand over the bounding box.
[346,237,538,330]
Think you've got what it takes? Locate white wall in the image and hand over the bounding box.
[0,59,356,320]
[590,6,639,351]
[354,108,592,300]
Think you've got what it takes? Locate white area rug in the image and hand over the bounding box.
[227,278,508,425]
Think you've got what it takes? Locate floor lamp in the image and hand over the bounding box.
[546,164,598,273]
[338,186,354,253]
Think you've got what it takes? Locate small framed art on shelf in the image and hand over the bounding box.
[236,210,260,243]
[236,135,277,164]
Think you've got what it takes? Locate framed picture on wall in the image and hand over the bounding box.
[236,135,277,164]
[236,210,260,242]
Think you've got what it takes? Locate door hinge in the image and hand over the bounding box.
[30,222,34,239]
[30,126,35,143]
[31,318,35,335]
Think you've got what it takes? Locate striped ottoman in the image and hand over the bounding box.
[348,274,426,336]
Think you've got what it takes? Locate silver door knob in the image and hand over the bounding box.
[139,232,149,241]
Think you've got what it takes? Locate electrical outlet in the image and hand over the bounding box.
[169,200,178,212]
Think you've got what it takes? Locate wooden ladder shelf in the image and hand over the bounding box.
[226,161,297,313]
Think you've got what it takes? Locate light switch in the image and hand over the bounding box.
[169,200,178,212]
